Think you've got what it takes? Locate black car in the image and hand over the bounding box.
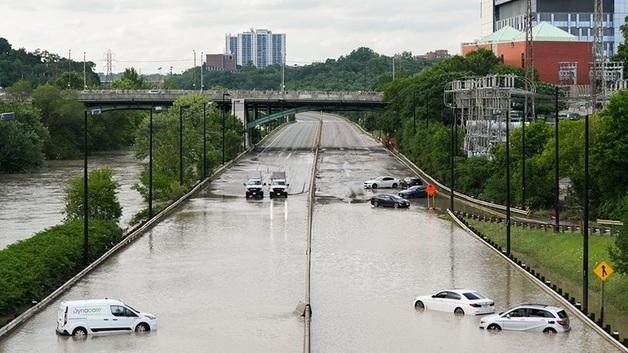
[370,194,410,208]
[400,177,423,189]
[399,185,427,199]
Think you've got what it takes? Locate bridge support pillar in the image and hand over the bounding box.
[232,99,252,149]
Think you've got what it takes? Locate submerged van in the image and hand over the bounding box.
[56,299,158,336]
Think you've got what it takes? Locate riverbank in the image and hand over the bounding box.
[0,150,144,249]
[465,217,628,337]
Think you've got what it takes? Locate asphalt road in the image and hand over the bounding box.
[0,113,623,353]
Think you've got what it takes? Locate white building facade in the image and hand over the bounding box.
[225,29,286,68]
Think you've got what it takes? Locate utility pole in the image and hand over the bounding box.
[392,55,396,81]
[522,0,534,208]
[583,114,590,314]
[83,51,87,90]
[281,51,286,95]
[200,51,204,92]
[192,50,196,90]
[68,49,72,88]
[506,109,511,255]
[554,87,560,232]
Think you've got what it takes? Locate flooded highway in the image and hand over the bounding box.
[0,151,144,249]
[0,114,623,352]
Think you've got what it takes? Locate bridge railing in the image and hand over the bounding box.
[79,89,384,102]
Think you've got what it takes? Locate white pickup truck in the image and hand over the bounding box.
[269,172,289,198]
[244,174,264,198]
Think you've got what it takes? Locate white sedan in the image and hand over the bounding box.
[413,289,495,316]
[364,176,400,189]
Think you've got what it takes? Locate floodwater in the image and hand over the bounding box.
[0,151,145,249]
[0,114,623,353]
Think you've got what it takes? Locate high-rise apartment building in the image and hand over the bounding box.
[480,0,628,56]
[225,29,286,68]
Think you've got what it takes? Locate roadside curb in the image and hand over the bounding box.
[0,148,251,339]
[448,209,628,352]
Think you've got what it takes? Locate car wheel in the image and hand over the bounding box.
[392,183,398,189]
[72,327,88,337]
[414,301,425,311]
[373,201,379,207]
[454,307,465,316]
[135,323,150,333]
[543,327,557,334]
[487,324,501,331]
[372,183,378,189]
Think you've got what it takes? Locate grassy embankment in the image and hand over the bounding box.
[466,218,627,331]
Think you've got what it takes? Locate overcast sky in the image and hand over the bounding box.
[0,0,481,74]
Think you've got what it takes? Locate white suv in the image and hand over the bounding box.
[479,304,570,333]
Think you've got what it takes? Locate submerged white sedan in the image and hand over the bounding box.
[413,289,495,316]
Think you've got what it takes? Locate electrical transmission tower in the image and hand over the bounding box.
[524,0,535,119]
[591,0,605,111]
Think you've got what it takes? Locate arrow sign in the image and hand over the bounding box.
[593,260,615,282]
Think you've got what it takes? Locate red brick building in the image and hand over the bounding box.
[462,23,592,85]
[206,54,237,72]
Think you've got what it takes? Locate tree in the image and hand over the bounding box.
[614,16,628,77]
[0,100,48,173]
[5,79,33,101]
[610,199,628,274]
[592,90,628,218]
[64,168,122,222]
[111,68,150,89]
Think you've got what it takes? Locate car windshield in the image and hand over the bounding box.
[249,180,261,185]
[123,303,140,313]
[462,292,485,300]
[275,181,286,185]
[557,310,568,319]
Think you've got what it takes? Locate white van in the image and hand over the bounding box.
[56,299,158,336]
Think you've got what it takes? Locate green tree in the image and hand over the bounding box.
[32,85,84,159]
[0,100,48,172]
[591,91,628,218]
[5,79,33,101]
[610,199,628,274]
[64,168,122,222]
[111,68,150,89]
[133,94,243,205]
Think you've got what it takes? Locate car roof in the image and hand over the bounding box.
[438,289,480,294]
[512,304,564,311]
[61,299,123,306]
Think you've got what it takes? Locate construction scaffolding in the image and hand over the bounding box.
[445,75,535,158]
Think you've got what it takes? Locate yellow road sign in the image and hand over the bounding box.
[593,260,615,282]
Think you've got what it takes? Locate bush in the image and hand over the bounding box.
[64,168,122,222]
[0,220,122,315]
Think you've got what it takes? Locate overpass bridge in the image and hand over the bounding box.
[78,89,385,147]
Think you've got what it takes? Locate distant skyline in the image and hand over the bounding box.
[0,0,481,74]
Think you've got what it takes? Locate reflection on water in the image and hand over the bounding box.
[0,150,145,249]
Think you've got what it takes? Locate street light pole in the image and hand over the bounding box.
[203,103,207,178]
[222,92,230,165]
[83,110,89,265]
[450,108,456,211]
[583,114,590,313]
[522,98,526,208]
[149,106,154,218]
[506,109,512,256]
[179,105,184,185]
[200,51,204,92]
[554,87,560,232]
[412,91,416,135]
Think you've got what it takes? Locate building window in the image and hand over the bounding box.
[521,53,525,68]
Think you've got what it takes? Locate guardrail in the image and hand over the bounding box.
[78,90,384,102]
[342,116,528,216]
[0,121,291,339]
[450,210,628,352]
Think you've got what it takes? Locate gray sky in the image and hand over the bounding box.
[0,0,481,74]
